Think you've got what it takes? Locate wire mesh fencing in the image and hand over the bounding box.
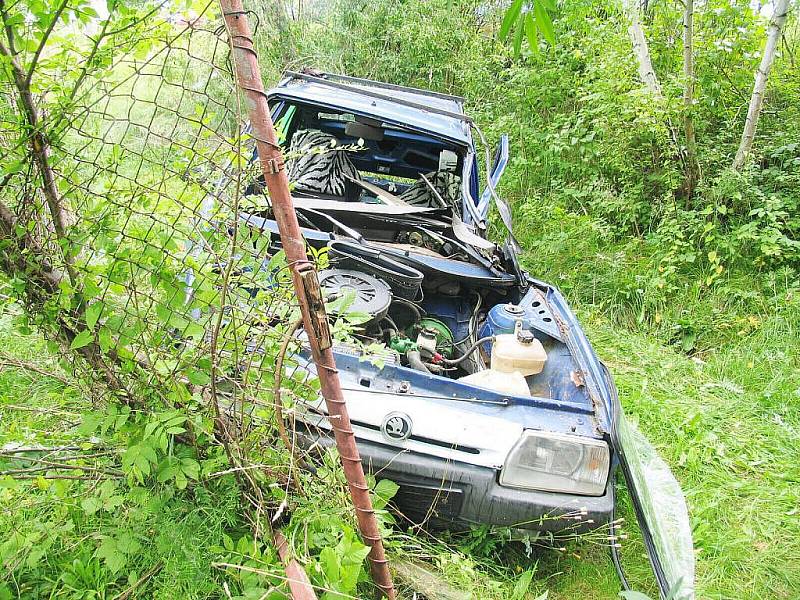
[0,1,392,596]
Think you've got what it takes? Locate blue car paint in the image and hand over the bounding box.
[468,155,480,211]
[419,294,473,343]
[239,212,516,285]
[267,82,493,227]
[261,84,612,438]
[479,286,564,349]
[259,74,693,599]
[293,277,610,440]
[537,281,613,431]
[270,77,471,145]
[303,350,600,438]
[260,91,610,436]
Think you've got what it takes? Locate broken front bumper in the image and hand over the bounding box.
[298,428,613,533]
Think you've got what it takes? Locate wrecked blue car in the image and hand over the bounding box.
[243,71,695,598]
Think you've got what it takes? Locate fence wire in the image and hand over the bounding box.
[0,0,330,582]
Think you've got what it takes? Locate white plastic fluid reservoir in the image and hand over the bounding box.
[459,369,531,398]
[491,322,547,376]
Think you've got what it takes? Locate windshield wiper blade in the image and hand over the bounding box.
[295,206,364,242]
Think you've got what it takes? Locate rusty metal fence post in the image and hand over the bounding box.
[219,2,396,598]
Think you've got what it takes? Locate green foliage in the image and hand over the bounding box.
[300,0,799,352]
[0,319,395,598]
[499,0,556,57]
[510,568,536,599]
[316,528,371,598]
[0,3,392,598]
[1,0,798,599]
[253,2,800,598]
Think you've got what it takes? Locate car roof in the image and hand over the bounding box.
[268,71,473,146]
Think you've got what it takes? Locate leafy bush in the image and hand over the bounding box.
[286,0,799,351]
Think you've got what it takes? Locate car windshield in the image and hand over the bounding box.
[272,102,467,215]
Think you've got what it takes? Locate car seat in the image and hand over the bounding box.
[285,129,362,199]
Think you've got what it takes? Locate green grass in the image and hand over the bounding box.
[0,314,248,599]
[2,256,798,599]
[581,307,800,599]
[508,202,800,598]
[1,0,797,595]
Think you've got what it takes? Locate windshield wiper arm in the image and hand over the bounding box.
[295,207,364,242]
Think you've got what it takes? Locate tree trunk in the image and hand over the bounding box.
[0,38,77,282]
[622,0,688,183]
[622,0,663,98]
[682,0,699,198]
[733,0,792,170]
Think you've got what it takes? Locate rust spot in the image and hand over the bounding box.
[570,370,585,388]
[298,266,332,350]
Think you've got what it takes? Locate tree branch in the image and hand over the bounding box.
[0,0,17,54]
[0,196,140,404]
[0,352,73,386]
[622,0,663,98]
[681,0,699,200]
[733,0,792,170]
[0,37,78,284]
[621,0,686,179]
[0,196,65,294]
[62,8,114,107]
[25,0,71,86]
[0,171,17,196]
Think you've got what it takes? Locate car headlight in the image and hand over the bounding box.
[500,430,610,496]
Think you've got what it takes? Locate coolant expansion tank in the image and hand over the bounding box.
[491,323,547,376]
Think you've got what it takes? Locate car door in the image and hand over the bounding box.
[549,288,695,600]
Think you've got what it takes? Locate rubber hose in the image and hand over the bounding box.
[392,296,423,321]
[438,336,494,366]
[406,349,430,373]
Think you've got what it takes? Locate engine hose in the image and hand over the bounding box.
[406,349,430,373]
[392,296,424,321]
[438,336,494,366]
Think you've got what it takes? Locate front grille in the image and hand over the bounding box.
[387,479,464,526]
[350,418,481,454]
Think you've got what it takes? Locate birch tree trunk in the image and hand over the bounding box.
[622,0,692,195]
[682,0,699,197]
[622,0,663,98]
[733,0,792,170]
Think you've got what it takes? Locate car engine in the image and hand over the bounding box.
[317,240,552,398]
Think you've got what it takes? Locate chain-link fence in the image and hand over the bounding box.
[0,0,393,596]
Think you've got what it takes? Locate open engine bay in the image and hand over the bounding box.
[317,248,564,401]
[242,95,584,406]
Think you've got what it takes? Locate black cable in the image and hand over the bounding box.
[453,299,481,345]
[392,296,424,321]
[438,336,494,366]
